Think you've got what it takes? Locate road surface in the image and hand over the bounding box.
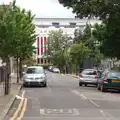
[5,72,120,120]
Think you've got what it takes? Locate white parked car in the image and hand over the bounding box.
[53,68,60,73]
[23,66,47,87]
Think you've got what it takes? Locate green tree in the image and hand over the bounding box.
[74,23,104,69]
[74,28,83,44]
[12,1,36,82]
[59,0,120,61]
[58,0,119,21]
[46,29,71,73]
[0,4,15,94]
[70,42,89,74]
[0,1,36,94]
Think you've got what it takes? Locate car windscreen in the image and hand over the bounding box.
[82,70,97,75]
[26,68,43,74]
[107,72,120,79]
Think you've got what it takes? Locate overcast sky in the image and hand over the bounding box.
[0,0,75,18]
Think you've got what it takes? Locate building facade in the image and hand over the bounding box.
[33,18,100,64]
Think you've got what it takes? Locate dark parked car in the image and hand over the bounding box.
[97,70,120,92]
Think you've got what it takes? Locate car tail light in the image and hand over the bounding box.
[95,75,99,78]
[79,74,83,78]
[104,76,108,83]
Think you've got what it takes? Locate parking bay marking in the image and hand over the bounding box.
[40,108,80,116]
[72,90,101,108]
[72,90,87,99]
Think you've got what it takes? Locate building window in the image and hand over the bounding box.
[37,58,40,64]
[69,22,76,26]
[52,22,60,28]
[64,25,75,28]
[37,25,49,28]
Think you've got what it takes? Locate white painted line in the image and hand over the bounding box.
[48,86,52,92]
[15,95,24,100]
[100,110,106,117]
[73,108,80,115]
[80,94,87,99]
[16,90,25,100]
[90,100,100,108]
[72,90,87,99]
[40,109,45,115]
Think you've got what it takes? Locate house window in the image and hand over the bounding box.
[52,22,60,28]
[64,25,75,28]
[37,25,49,28]
[69,22,76,26]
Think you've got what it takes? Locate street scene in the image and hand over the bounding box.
[4,72,120,120]
[0,0,120,120]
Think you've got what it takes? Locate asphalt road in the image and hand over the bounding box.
[5,72,120,120]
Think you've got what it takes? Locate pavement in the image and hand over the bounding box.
[0,73,22,120]
[4,71,120,120]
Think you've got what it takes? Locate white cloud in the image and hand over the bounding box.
[0,0,75,18]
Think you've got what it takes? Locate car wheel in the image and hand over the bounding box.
[79,82,82,86]
[44,82,47,87]
[118,90,120,93]
[101,84,106,92]
[23,83,26,87]
[97,84,101,90]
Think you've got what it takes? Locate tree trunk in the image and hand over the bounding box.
[19,58,22,80]
[64,66,66,74]
[16,58,19,83]
[76,64,77,76]
[3,57,10,95]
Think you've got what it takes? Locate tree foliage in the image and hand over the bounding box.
[0,4,14,58]
[70,42,90,65]
[59,0,120,61]
[0,1,36,61]
[92,22,120,60]
[74,23,104,63]
[12,3,36,60]
[0,0,36,84]
[58,0,120,21]
[46,29,70,67]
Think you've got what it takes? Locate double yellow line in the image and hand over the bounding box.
[10,91,27,120]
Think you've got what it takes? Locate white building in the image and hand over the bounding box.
[33,18,100,64]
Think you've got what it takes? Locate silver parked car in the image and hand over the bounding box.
[23,66,47,87]
[79,69,99,86]
[52,68,60,73]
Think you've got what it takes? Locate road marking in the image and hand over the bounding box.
[48,86,52,92]
[16,95,24,100]
[72,90,87,99]
[89,100,100,108]
[100,110,107,117]
[40,108,80,115]
[72,108,80,115]
[72,90,100,108]
[40,109,45,115]
[10,90,25,120]
[18,98,27,120]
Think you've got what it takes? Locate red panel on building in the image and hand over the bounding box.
[41,37,43,55]
[37,37,39,55]
[44,37,47,52]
